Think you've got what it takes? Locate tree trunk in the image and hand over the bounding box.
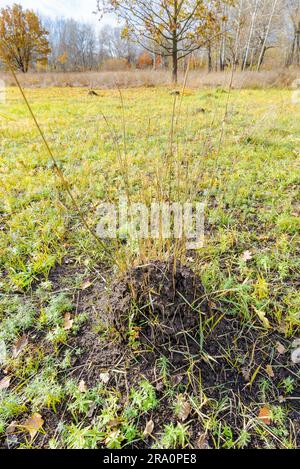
[172,0,178,83]
[172,34,178,83]
[208,43,212,72]
[297,22,300,66]
[257,46,267,70]
[286,21,300,67]
[287,35,296,66]
[257,0,278,71]
[242,0,259,71]
[20,59,26,73]
[219,5,227,72]
[234,0,244,70]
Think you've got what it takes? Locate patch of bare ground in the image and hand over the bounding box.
[69,259,299,449]
[3,259,298,449]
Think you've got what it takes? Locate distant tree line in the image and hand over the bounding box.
[43,17,142,71]
[0,1,299,79]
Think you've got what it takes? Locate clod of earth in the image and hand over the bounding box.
[194,107,206,114]
[104,258,299,445]
[88,90,99,96]
[109,259,208,366]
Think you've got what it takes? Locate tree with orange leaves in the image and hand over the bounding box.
[137,51,154,68]
[0,3,51,73]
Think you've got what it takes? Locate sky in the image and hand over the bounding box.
[0,0,116,28]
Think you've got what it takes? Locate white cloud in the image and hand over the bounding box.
[0,0,116,28]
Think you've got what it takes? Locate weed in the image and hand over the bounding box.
[130,381,158,413]
[158,422,190,449]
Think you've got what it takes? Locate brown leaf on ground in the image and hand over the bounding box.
[12,335,28,359]
[195,434,210,449]
[171,375,183,386]
[278,320,287,334]
[81,281,93,291]
[87,403,97,418]
[155,380,164,391]
[178,400,191,422]
[276,342,286,355]
[258,407,271,425]
[6,421,17,435]
[143,420,154,437]
[108,419,120,429]
[255,309,270,328]
[0,375,11,390]
[22,413,44,440]
[266,365,275,378]
[64,313,74,331]
[78,379,87,393]
[242,367,251,382]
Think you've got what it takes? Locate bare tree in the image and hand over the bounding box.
[99,25,139,64]
[285,0,300,66]
[45,17,98,71]
[242,0,260,69]
[97,0,233,82]
[28,1,300,74]
[256,0,279,70]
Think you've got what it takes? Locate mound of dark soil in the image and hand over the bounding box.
[106,260,299,444]
[109,259,208,366]
[6,259,298,449]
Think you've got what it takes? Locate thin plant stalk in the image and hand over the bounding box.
[1,49,116,265]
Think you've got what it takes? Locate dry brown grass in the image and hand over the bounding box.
[1,68,299,89]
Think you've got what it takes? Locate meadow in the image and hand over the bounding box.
[0,83,300,449]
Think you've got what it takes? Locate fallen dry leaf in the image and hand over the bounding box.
[108,418,120,429]
[100,372,110,384]
[266,365,275,378]
[12,335,28,359]
[81,281,93,291]
[143,420,154,437]
[276,342,286,355]
[241,250,253,262]
[87,403,97,419]
[22,413,44,440]
[64,313,74,331]
[258,407,271,425]
[78,379,87,393]
[171,375,183,386]
[278,320,287,334]
[155,380,164,392]
[6,421,17,435]
[255,309,270,329]
[242,367,251,382]
[178,400,191,422]
[0,375,11,390]
[196,433,210,449]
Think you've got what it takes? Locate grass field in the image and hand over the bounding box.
[0,85,300,449]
